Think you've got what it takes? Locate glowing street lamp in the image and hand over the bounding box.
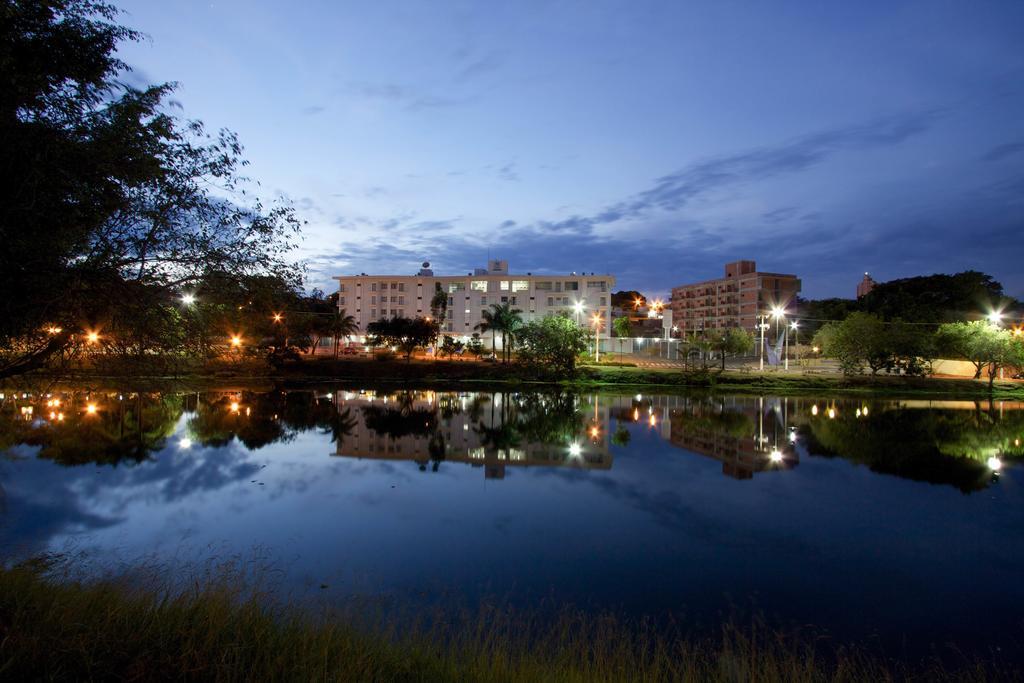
[987,310,1004,326]
[230,335,243,348]
[181,293,196,305]
[86,331,100,344]
[573,300,585,325]
[272,313,283,323]
[591,312,603,362]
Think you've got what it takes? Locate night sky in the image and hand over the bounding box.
[114,1,1024,299]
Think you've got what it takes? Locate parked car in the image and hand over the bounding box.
[342,343,363,355]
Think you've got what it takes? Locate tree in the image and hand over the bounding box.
[937,321,1024,388]
[516,316,589,376]
[439,335,464,360]
[365,316,439,362]
[466,333,484,359]
[611,291,646,311]
[612,316,632,358]
[326,309,359,359]
[813,312,889,375]
[474,308,497,356]
[715,328,754,370]
[0,1,301,379]
[861,271,1014,324]
[430,284,448,327]
[492,303,523,363]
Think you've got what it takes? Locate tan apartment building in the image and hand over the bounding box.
[334,260,615,349]
[669,260,801,334]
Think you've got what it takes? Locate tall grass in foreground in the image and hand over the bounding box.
[0,557,1015,682]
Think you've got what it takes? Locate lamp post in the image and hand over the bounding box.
[573,300,585,326]
[789,320,799,370]
[758,314,766,371]
[592,313,603,362]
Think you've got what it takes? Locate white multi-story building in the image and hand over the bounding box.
[333,260,616,349]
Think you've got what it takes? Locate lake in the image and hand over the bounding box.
[1,385,1022,660]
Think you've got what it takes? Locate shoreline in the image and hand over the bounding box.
[14,358,1024,400]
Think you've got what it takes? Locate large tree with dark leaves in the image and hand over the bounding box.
[0,0,301,377]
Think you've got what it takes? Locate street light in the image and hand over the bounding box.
[181,293,196,305]
[987,310,1004,326]
[591,312,603,362]
[573,301,585,325]
[787,320,799,370]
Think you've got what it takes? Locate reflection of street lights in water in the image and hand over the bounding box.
[987,456,1002,471]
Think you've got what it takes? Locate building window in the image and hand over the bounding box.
[600,297,606,306]
[370,308,376,319]
[339,296,345,305]
[500,281,510,291]
[547,297,554,306]
[481,296,487,305]
[371,283,377,292]
[535,281,553,291]
[501,296,508,303]
[512,280,529,292]
[448,283,466,293]
[564,281,579,291]
[471,280,488,291]
[370,295,376,304]
[398,283,405,292]
[398,296,404,305]
[339,284,346,292]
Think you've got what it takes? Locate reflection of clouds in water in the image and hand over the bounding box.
[0,428,268,561]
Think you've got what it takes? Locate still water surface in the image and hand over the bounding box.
[1,386,1022,656]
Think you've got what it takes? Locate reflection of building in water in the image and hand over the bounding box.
[331,390,612,479]
[607,394,800,480]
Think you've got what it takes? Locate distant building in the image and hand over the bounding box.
[856,272,876,298]
[333,260,615,348]
[669,260,801,334]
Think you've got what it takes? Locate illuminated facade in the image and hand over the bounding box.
[333,260,615,348]
[669,260,801,334]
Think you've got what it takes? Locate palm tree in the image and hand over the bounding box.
[495,304,523,363]
[475,308,498,357]
[328,309,359,359]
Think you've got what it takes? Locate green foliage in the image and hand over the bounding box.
[365,316,439,361]
[610,290,646,309]
[0,1,301,378]
[0,558,1010,681]
[813,312,934,376]
[430,284,449,326]
[936,321,1024,387]
[612,316,632,338]
[439,335,464,359]
[860,271,1012,323]
[465,333,484,358]
[515,316,589,376]
[714,328,754,370]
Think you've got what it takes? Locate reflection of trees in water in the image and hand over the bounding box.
[802,406,1024,493]
[671,404,755,440]
[360,404,437,439]
[0,392,182,466]
[188,391,356,450]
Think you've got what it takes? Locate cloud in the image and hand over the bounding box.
[982,142,1024,162]
[585,110,939,228]
[348,82,463,111]
[455,51,505,82]
[301,105,326,115]
[497,162,520,182]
